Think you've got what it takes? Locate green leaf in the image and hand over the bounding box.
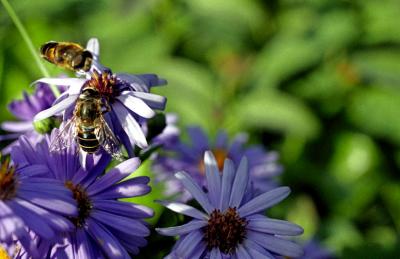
[228,89,320,139]
[347,86,400,145]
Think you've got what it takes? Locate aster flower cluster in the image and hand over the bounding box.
[0,38,308,259]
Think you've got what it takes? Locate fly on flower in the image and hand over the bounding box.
[50,71,123,160]
[40,41,93,72]
[33,38,167,157]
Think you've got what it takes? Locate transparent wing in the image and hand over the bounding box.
[95,116,123,161]
[50,117,77,152]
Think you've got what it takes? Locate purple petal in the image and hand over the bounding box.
[113,102,148,148]
[17,190,76,216]
[247,215,303,236]
[156,201,208,220]
[7,200,55,239]
[204,151,221,208]
[93,177,151,200]
[0,201,24,240]
[76,228,98,258]
[238,187,290,217]
[247,230,304,257]
[14,198,74,232]
[115,74,150,92]
[87,157,140,196]
[156,220,206,236]
[210,248,222,259]
[175,171,213,214]
[175,230,205,259]
[117,95,155,118]
[91,210,150,237]
[214,131,228,149]
[229,157,249,208]
[33,94,78,121]
[243,238,275,259]
[236,244,251,259]
[187,127,209,153]
[86,218,130,259]
[93,200,153,218]
[219,159,235,210]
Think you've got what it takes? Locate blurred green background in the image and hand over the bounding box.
[1,0,400,258]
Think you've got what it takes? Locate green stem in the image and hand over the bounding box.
[1,0,60,97]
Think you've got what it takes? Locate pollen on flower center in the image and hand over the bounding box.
[65,181,92,227]
[0,244,11,259]
[86,70,116,98]
[0,158,18,201]
[204,207,247,255]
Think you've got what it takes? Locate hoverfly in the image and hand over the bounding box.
[40,41,93,72]
[50,72,123,160]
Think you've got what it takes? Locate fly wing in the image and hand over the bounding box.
[95,116,123,160]
[50,117,77,152]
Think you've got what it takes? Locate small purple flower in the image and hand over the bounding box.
[294,240,335,259]
[12,130,154,258]
[0,83,63,154]
[0,152,77,257]
[156,151,303,258]
[153,126,282,200]
[31,38,167,157]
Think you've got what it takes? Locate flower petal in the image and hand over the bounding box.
[238,187,290,217]
[204,151,221,208]
[32,78,86,89]
[156,220,206,236]
[210,248,222,259]
[128,91,166,110]
[175,230,204,259]
[219,159,235,211]
[115,73,150,92]
[86,218,130,259]
[156,200,208,220]
[86,38,100,57]
[1,121,33,132]
[247,215,304,236]
[91,210,150,237]
[93,200,153,218]
[93,177,151,200]
[87,157,140,196]
[116,95,155,118]
[236,244,252,259]
[229,156,249,208]
[247,230,304,257]
[243,238,275,259]
[33,94,78,121]
[175,171,213,214]
[187,127,209,153]
[113,102,148,148]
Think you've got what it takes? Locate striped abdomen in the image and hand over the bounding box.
[77,131,99,153]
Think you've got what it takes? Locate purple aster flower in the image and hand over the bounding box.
[288,240,335,259]
[31,38,167,157]
[156,151,303,258]
[0,152,77,258]
[0,83,63,154]
[12,130,154,258]
[153,126,282,200]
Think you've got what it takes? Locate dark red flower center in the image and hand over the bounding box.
[204,207,247,254]
[65,181,92,228]
[85,70,116,98]
[0,158,18,201]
